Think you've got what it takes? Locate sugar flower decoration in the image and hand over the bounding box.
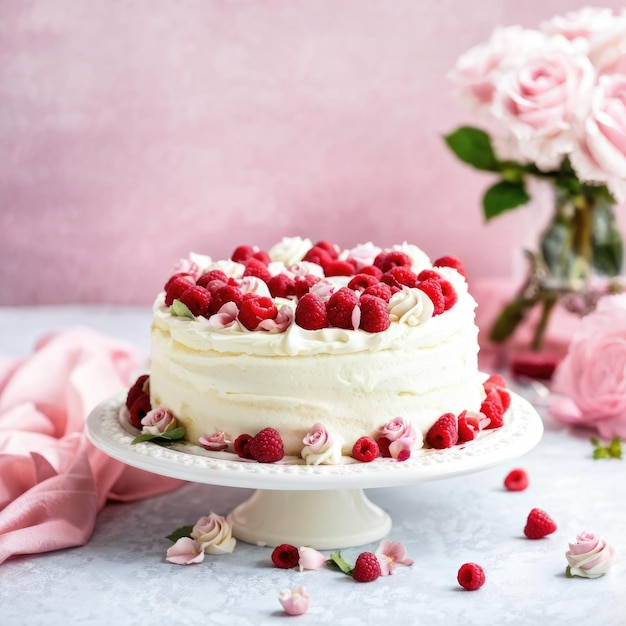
[298,547,327,571]
[278,586,310,616]
[566,531,617,578]
[301,422,344,465]
[199,432,231,452]
[140,407,177,435]
[190,512,236,554]
[379,417,421,459]
[375,539,414,576]
[165,537,205,565]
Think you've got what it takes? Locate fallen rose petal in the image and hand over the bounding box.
[278,586,310,615]
[298,546,327,571]
[165,537,205,565]
[375,539,414,575]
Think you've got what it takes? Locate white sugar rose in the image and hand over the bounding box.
[140,407,177,435]
[388,286,434,326]
[239,276,271,298]
[269,237,313,266]
[566,531,617,578]
[190,512,236,554]
[301,422,344,465]
[342,242,382,270]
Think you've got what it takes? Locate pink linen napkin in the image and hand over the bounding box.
[0,329,182,565]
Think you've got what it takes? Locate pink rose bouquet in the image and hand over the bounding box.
[447,7,625,350]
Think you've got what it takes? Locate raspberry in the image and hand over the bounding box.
[252,250,271,264]
[249,427,285,463]
[359,295,390,333]
[416,269,441,282]
[326,287,360,329]
[433,255,468,280]
[524,508,557,539]
[376,436,391,458]
[351,436,379,462]
[352,552,381,582]
[243,258,271,283]
[396,449,411,462]
[164,275,196,306]
[362,282,392,302]
[483,375,511,412]
[295,293,329,330]
[164,272,194,292]
[358,265,383,280]
[480,391,505,429]
[483,373,508,390]
[504,468,529,491]
[312,240,339,259]
[177,285,212,317]
[125,374,150,409]
[238,296,278,331]
[438,278,458,310]
[302,246,333,269]
[425,412,459,449]
[233,433,254,459]
[457,563,485,590]
[209,284,243,314]
[325,260,356,277]
[417,279,445,315]
[271,544,299,569]
[293,274,321,298]
[348,273,379,291]
[377,251,412,272]
[267,274,295,298]
[128,394,152,429]
[231,245,256,262]
[196,269,229,288]
[457,412,477,443]
[384,266,419,288]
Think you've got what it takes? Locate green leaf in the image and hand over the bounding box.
[565,566,573,578]
[328,551,353,575]
[166,525,194,543]
[170,299,194,318]
[591,204,623,277]
[488,293,541,344]
[444,126,500,172]
[608,437,623,459]
[483,180,531,220]
[131,427,186,446]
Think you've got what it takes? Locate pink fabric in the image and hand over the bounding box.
[0,329,182,565]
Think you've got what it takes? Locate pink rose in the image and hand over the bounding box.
[208,301,239,329]
[297,547,327,571]
[570,74,626,202]
[550,294,626,438]
[140,407,177,435]
[165,537,205,565]
[566,531,617,578]
[375,539,414,576]
[190,512,236,554]
[302,422,333,453]
[301,422,344,465]
[278,586,310,616]
[257,305,293,332]
[199,431,231,452]
[380,417,420,459]
[492,36,595,170]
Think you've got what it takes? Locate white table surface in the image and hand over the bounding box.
[0,305,624,626]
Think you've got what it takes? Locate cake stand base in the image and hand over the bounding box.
[227,488,392,549]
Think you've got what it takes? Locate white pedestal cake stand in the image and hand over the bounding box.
[86,392,543,549]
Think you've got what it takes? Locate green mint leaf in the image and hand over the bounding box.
[608,437,622,459]
[131,427,186,446]
[166,525,194,543]
[444,126,500,172]
[593,448,609,460]
[565,565,573,578]
[170,299,194,318]
[483,180,531,220]
[328,551,354,575]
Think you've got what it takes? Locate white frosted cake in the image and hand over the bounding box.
[122,237,505,465]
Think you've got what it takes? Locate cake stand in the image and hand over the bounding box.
[86,391,543,549]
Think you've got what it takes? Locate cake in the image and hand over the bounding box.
[125,237,508,464]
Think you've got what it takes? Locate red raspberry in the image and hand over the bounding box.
[231,245,256,263]
[438,278,458,310]
[480,391,505,429]
[267,274,295,298]
[384,266,419,288]
[347,273,379,292]
[362,282,392,302]
[293,274,321,298]
[243,258,271,283]
[302,246,333,269]
[397,449,411,462]
[416,269,441,282]
[128,394,152,429]
[196,269,229,288]
[377,251,412,272]
[457,563,485,590]
[312,240,339,259]
[524,508,557,539]
[249,427,285,463]
[425,412,459,449]
[457,412,477,443]
[209,284,243,314]
[483,373,508,390]
[351,436,379,462]
[125,374,150,409]
[376,436,391,458]
[417,279,445,315]
[433,255,467,280]
[164,272,194,292]
[295,293,329,330]
[238,296,278,331]
[271,544,299,569]
[483,375,511,412]
[325,259,356,277]
[326,287,360,329]
[358,265,383,280]
[359,295,390,333]
[177,285,212,317]
[164,275,196,306]
[504,468,529,492]
[352,552,381,582]
[233,433,254,459]
[252,249,271,264]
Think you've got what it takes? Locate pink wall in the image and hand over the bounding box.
[1,1,624,305]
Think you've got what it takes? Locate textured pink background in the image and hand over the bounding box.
[1,1,625,305]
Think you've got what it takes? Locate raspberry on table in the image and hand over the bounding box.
[504,468,529,491]
[271,544,300,569]
[425,412,459,448]
[237,296,278,331]
[359,295,390,333]
[524,508,557,539]
[233,433,254,459]
[457,562,485,590]
[295,293,329,330]
[433,254,468,280]
[177,285,212,317]
[417,279,445,315]
[326,287,360,329]
[249,427,285,463]
[352,436,379,462]
[352,552,382,582]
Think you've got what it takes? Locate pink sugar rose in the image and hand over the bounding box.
[208,301,239,328]
[566,531,617,578]
[380,417,420,459]
[166,537,205,565]
[257,305,293,332]
[190,512,236,554]
[140,407,177,435]
[540,7,617,44]
[570,74,626,202]
[239,276,271,298]
[375,539,414,576]
[278,586,310,616]
[550,294,626,439]
[302,422,332,453]
[297,546,327,571]
[199,431,231,452]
